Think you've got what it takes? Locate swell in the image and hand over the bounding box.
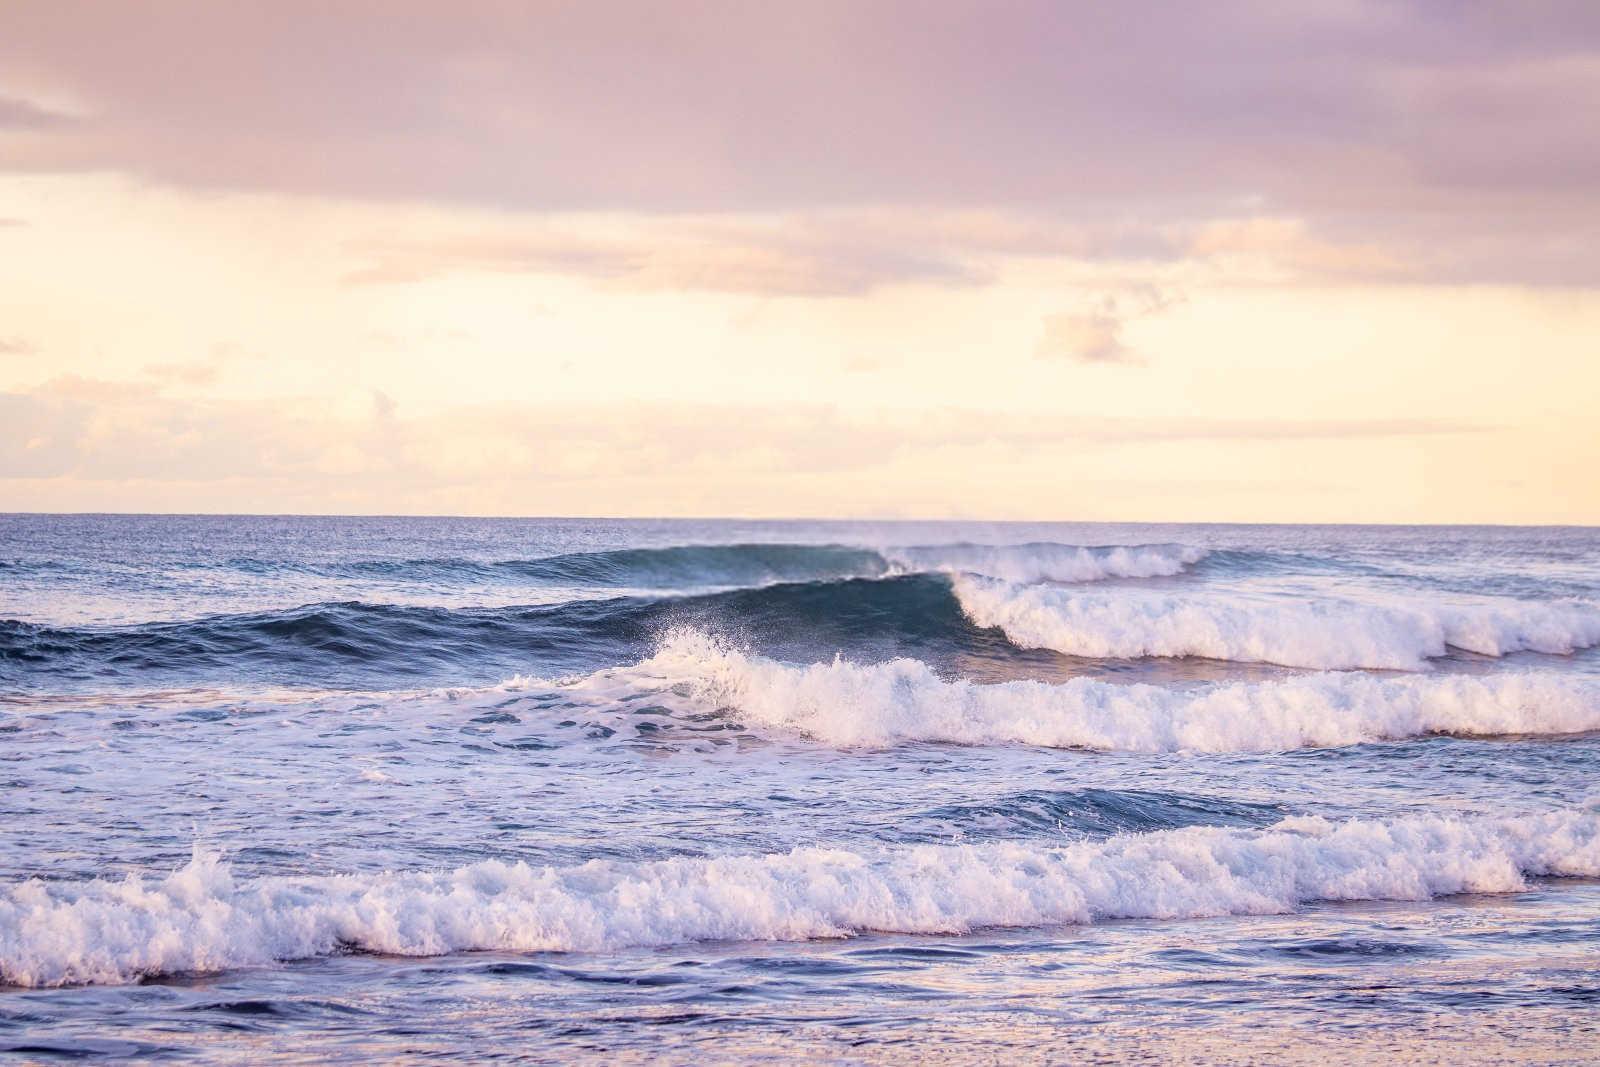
[1,601,601,688]
[3,808,1595,988]
[10,566,1600,688]
[908,789,1288,840]
[604,632,1600,752]
[377,543,891,588]
[0,576,989,688]
[8,540,1210,591]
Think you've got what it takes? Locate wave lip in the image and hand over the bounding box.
[886,542,1205,584]
[629,632,1600,752]
[495,542,891,588]
[3,808,1596,988]
[952,576,1600,671]
[342,539,1207,591]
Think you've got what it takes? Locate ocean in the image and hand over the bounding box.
[2,514,1598,1063]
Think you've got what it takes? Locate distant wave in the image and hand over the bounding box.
[952,576,1600,671]
[179,544,894,591]
[470,543,891,587]
[613,632,1600,751]
[8,540,1209,591]
[316,540,1210,588]
[4,808,1595,987]
[516,541,1207,588]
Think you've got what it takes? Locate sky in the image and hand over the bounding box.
[1,0,1597,523]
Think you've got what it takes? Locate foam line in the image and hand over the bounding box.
[632,632,1600,751]
[4,809,1595,987]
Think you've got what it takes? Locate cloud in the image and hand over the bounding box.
[1037,312,1129,364]
[1037,284,1182,364]
[0,93,76,129]
[338,212,1106,296]
[1186,218,1411,281]
[0,376,1489,492]
[336,210,1208,298]
[371,389,397,421]
[1,2,1596,284]
[0,373,1530,519]
[140,344,270,387]
[0,337,33,355]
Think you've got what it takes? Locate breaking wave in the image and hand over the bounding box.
[0,541,1212,688]
[11,567,1600,691]
[952,576,1600,671]
[497,539,1207,588]
[130,540,1208,593]
[0,577,977,689]
[610,632,1600,751]
[3,809,1595,987]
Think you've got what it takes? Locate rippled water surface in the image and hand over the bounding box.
[2,516,1598,1063]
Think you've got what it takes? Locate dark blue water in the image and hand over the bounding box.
[2,516,1598,1062]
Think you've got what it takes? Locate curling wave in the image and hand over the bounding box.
[12,561,1596,691]
[3,808,1595,987]
[0,577,977,689]
[613,631,1600,751]
[477,542,889,587]
[0,543,1211,688]
[503,540,1207,588]
[165,540,1208,592]
[952,576,1600,671]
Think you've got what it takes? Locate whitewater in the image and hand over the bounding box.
[2,515,1598,1062]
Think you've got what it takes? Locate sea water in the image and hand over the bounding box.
[1,515,1598,1062]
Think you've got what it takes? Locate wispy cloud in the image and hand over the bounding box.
[0,93,77,129]
[0,375,1490,489]
[337,211,1169,296]
[342,228,986,297]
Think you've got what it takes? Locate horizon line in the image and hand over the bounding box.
[1,510,1593,531]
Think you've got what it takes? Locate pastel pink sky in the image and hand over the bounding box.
[1,1,1597,521]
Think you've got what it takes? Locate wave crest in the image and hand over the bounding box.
[4,809,1595,987]
[952,577,1600,670]
[628,632,1600,751]
[887,542,1204,584]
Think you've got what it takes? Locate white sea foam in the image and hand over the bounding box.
[631,632,1600,751]
[3,808,1595,988]
[951,576,1600,670]
[889,542,1204,584]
